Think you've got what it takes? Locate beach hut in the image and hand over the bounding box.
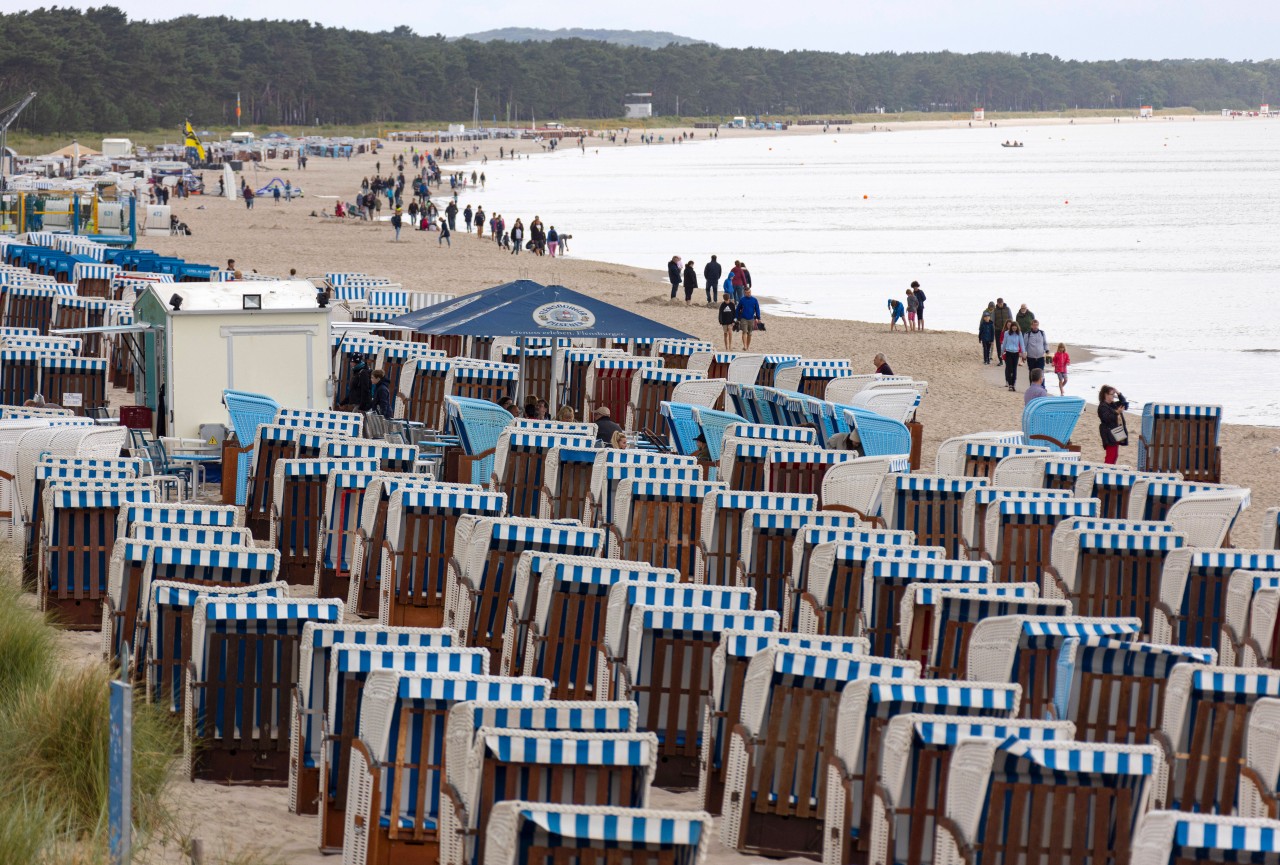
[129,280,331,438]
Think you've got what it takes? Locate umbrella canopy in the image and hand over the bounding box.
[390,280,696,340]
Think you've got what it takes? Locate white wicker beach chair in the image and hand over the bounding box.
[848,386,922,424]
[898,582,1040,669]
[797,539,944,637]
[820,455,913,524]
[991,451,1078,489]
[825,374,913,404]
[860,557,991,658]
[604,479,723,579]
[1153,549,1280,653]
[694,489,817,587]
[583,450,700,528]
[881,474,987,557]
[719,431,819,492]
[934,432,1024,477]
[1165,488,1252,548]
[979,496,1100,583]
[786,527,915,628]
[1241,697,1280,819]
[490,430,596,519]
[1132,811,1280,865]
[1128,478,1239,522]
[481,802,713,865]
[1075,467,1182,521]
[958,486,1071,560]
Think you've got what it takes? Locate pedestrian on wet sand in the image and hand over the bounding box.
[703,255,722,305]
[682,260,698,304]
[1001,321,1025,390]
[979,312,995,364]
[668,256,682,300]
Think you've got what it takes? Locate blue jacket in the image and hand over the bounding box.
[736,295,761,320]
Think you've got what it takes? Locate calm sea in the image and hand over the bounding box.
[475,119,1280,424]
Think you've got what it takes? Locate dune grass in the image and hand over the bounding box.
[0,543,180,862]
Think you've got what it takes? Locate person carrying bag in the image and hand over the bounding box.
[1097,384,1130,465]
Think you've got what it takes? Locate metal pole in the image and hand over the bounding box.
[109,642,133,865]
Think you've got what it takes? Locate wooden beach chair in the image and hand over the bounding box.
[819,455,913,525]
[1129,478,1241,523]
[979,497,1100,584]
[737,508,861,615]
[1157,664,1280,816]
[1055,636,1216,745]
[698,631,869,816]
[934,737,1162,865]
[959,441,1050,481]
[1075,468,1183,521]
[860,557,992,658]
[585,356,662,423]
[1139,402,1223,482]
[767,448,867,502]
[656,337,713,370]
[481,802,712,865]
[898,581,1038,669]
[513,555,678,698]
[183,596,343,784]
[881,474,988,558]
[626,367,705,433]
[290,623,456,817]
[1153,549,1280,653]
[447,517,603,668]
[694,489,817,587]
[959,486,1072,562]
[272,458,380,585]
[796,538,942,638]
[445,361,519,407]
[314,466,383,600]
[341,672,552,865]
[991,451,1079,489]
[921,590,1068,679]
[1132,812,1280,865]
[824,679,1021,864]
[857,714,1074,865]
[489,430,596,519]
[785,526,905,628]
[773,358,852,397]
[934,432,1026,476]
[719,647,918,859]
[536,444,598,521]
[379,486,507,628]
[397,358,454,428]
[605,479,724,580]
[558,348,625,417]
[719,422,817,490]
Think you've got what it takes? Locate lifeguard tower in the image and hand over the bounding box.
[624,92,653,120]
[973,107,985,121]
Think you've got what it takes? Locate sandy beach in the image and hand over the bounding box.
[26,113,1277,862]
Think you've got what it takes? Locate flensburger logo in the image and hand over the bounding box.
[533,302,596,330]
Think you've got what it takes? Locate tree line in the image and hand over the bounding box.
[2,7,1278,134]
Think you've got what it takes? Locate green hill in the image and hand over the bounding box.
[459,28,708,48]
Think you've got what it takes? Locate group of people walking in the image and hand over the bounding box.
[978,298,1071,395]
[664,255,764,350]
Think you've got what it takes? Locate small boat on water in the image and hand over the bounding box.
[1001,141,1024,148]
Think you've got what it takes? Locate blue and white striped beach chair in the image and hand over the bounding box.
[1044,525,1187,635]
[291,622,456,817]
[377,485,507,629]
[314,467,383,599]
[342,672,551,865]
[1154,549,1280,653]
[699,630,870,816]
[490,430,597,519]
[448,517,603,668]
[396,357,453,427]
[482,802,712,865]
[1022,395,1086,452]
[586,356,662,425]
[446,362,520,410]
[738,508,860,615]
[117,502,241,539]
[272,458,380,585]
[989,451,1079,489]
[1241,698,1280,819]
[145,579,288,714]
[720,646,918,859]
[515,555,678,698]
[841,407,915,458]
[899,582,1040,668]
[856,713,1074,865]
[959,487,1073,560]
[221,389,281,506]
[440,729,658,865]
[1163,488,1252,549]
[826,679,1022,863]
[966,615,1143,719]
[935,737,1162,865]
[611,600,776,789]
[980,497,1100,584]
[1133,812,1280,865]
[958,441,1049,481]
[1139,402,1223,482]
[818,456,911,526]
[1222,571,1280,666]
[347,475,463,617]
[129,522,252,547]
[627,368,706,435]
[695,489,818,587]
[689,405,747,467]
[718,423,817,490]
[1159,666,1280,816]
[861,557,992,658]
[1076,468,1184,521]
[786,525,907,626]
[1054,636,1215,744]
[320,643,488,851]
[537,444,599,522]
[607,479,725,580]
[883,475,989,558]
[445,396,518,486]
[183,596,343,784]
[766,448,871,502]
[923,590,1068,679]
[773,358,852,397]
[1128,479,1238,523]
[796,540,944,637]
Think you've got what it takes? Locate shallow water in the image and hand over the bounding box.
[479,119,1280,423]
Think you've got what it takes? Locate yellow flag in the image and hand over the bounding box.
[184,121,207,161]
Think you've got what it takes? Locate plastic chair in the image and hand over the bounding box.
[1021,395,1086,451]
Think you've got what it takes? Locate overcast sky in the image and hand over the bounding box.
[10,1,1279,61]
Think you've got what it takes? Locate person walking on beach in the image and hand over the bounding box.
[1024,368,1049,405]
[510,219,525,255]
[704,255,722,305]
[390,209,403,242]
[718,292,737,351]
[912,282,927,330]
[905,290,918,331]
[547,226,559,257]
[1024,320,1049,374]
[729,261,747,303]
[888,297,906,331]
[1016,303,1035,334]
[438,218,451,247]
[285,179,292,202]
[463,205,473,232]
[272,184,282,205]
[1097,385,1130,464]
[992,298,1012,361]
[1001,321,1025,391]
[979,312,995,364]
[682,260,699,304]
[736,286,762,350]
[445,200,458,231]
[474,206,485,238]
[668,256,683,300]
[1053,343,1071,395]
[243,185,254,209]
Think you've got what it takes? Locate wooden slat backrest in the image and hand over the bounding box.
[0,356,40,406]
[203,630,297,754]
[43,365,107,415]
[277,473,327,585]
[404,365,449,428]
[536,588,609,700]
[747,675,842,823]
[390,509,459,623]
[501,449,547,519]
[637,631,711,784]
[768,460,828,498]
[1147,416,1221,482]
[1074,547,1170,634]
[743,529,797,615]
[523,354,553,408]
[976,776,1137,865]
[387,702,450,842]
[355,494,393,617]
[545,457,593,522]
[245,438,297,537]
[620,498,704,582]
[1172,690,1252,815]
[1074,667,1164,745]
[47,503,116,602]
[988,518,1060,584]
[963,453,1003,481]
[894,491,967,559]
[633,378,680,434]
[591,369,640,422]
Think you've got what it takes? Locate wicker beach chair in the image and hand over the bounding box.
[857,714,1074,865]
[221,390,281,506]
[490,430,596,519]
[842,406,916,458]
[1021,396,1087,451]
[445,396,518,486]
[397,358,453,428]
[719,646,918,859]
[923,591,1069,679]
[934,432,1026,476]
[699,631,870,816]
[241,424,302,537]
[737,508,858,615]
[1076,468,1182,521]
[1157,664,1280,815]
[979,497,1101,584]
[38,355,108,416]
[991,452,1079,489]
[515,555,678,698]
[774,358,852,398]
[860,557,992,658]
[1043,525,1188,635]
[183,596,343,784]
[536,444,598,522]
[960,441,1051,481]
[290,623,456,817]
[767,448,868,501]
[272,458,380,585]
[605,479,724,579]
[347,475,458,618]
[786,526,909,628]
[584,453,701,531]
[882,475,989,558]
[447,517,603,668]
[1132,812,1280,865]
[1221,571,1280,666]
[558,348,625,416]
[626,368,705,433]
[694,489,818,587]
[313,467,382,600]
[847,386,922,425]
[585,356,662,423]
[825,679,1022,865]
[959,487,1073,561]
[1128,479,1240,523]
[1153,549,1280,653]
[897,581,1038,669]
[1138,402,1223,482]
[341,672,551,865]
[825,373,913,404]
[1055,636,1216,745]
[481,802,712,865]
[967,615,1143,720]
[796,539,943,637]
[755,354,802,387]
[718,422,817,490]
[1241,698,1280,819]
[1165,489,1253,548]
[444,360,519,409]
[655,338,713,370]
[934,737,1162,865]
[820,455,914,525]
[319,644,488,852]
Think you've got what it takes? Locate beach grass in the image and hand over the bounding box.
[0,544,180,862]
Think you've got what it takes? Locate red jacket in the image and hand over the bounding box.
[730,265,746,287]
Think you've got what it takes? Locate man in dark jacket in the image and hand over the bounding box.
[371,369,393,418]
[992,298,1012,364]
[592,406,625,445]
[682,260,699,304]
[667,256,682,300]
[703,256,722,305]
[343,355,373,412]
